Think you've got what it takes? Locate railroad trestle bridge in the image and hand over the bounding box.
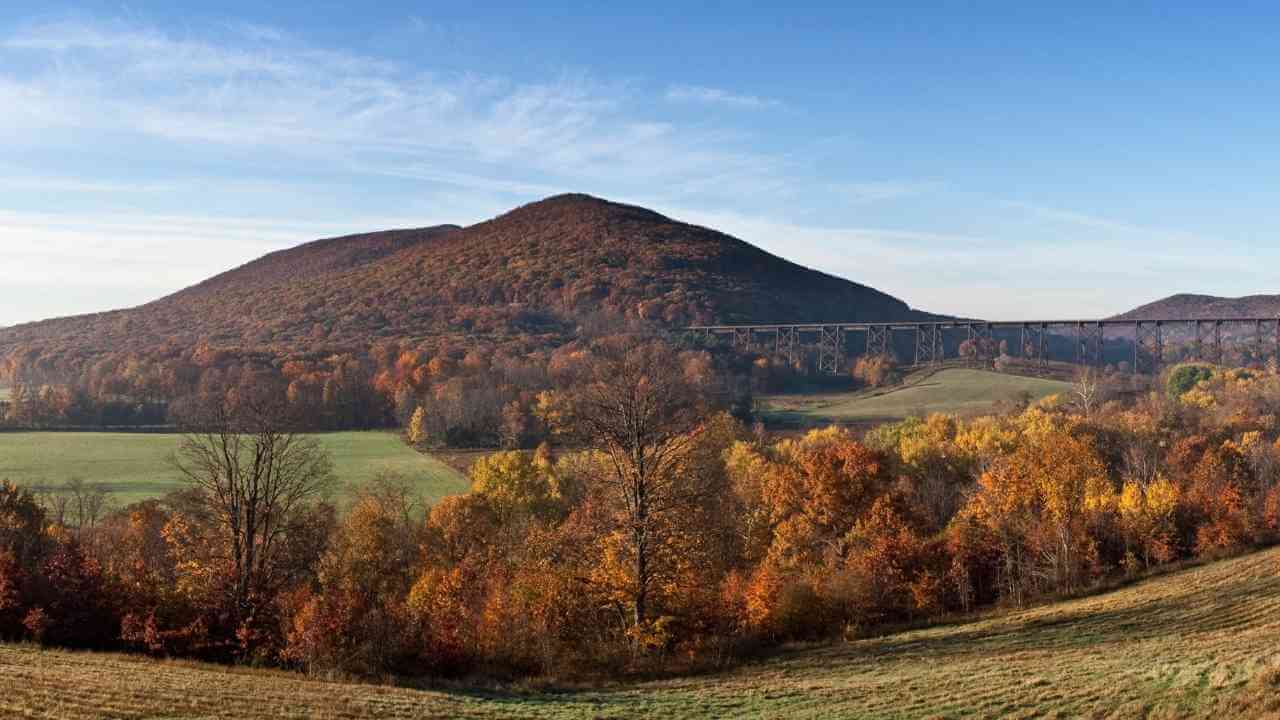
[687,318,1280,375]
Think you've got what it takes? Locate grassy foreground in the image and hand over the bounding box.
[0,431,467,506]
[761,367,1074,426]
[4,547,1280,719]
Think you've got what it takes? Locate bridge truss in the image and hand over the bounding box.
[688,317,1280,376]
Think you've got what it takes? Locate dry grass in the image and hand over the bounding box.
[6,547,1280,718]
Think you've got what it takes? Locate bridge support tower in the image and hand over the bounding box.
[914,324,943,366]
[817,325,845,375]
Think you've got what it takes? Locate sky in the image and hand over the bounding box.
[2,2,1280,326]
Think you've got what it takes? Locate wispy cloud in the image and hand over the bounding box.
[0,20,786,205]
[835,180,941,203]
[664,84,781,109]
[1002,199,1208,245]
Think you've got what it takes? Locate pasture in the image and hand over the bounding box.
[3,545,1280,718]
[0,431,468,507]
[761,367,1074,426]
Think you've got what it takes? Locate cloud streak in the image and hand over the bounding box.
[665,84,781,109]
[0,20,787,205]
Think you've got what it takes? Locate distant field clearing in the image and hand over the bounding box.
[761,368,1074,426]
[0,431,468,507]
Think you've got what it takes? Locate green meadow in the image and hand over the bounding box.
[0,431,468,507]
[761,367,1074,426]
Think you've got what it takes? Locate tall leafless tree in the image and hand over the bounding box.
[172,381,334,620]
[550,339,707,630]
[1073,366,1104,417]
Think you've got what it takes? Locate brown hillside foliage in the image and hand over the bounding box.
[0,194,932,434]
[0,194,927,400]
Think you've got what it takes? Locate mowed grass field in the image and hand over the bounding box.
[761,368,1075,426]
[0,431,467,506]
[4,547,1280,719]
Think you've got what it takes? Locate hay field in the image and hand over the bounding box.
[4,546,1280,719]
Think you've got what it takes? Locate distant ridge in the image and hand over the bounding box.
[0,193,935,378]
[1111,293,1280,321]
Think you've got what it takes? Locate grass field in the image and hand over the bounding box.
[761,367,1075,426]
[0,432,468,506]
[3,546,1280,718]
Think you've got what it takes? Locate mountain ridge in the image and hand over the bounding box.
[0,193,936,383]
[1111,292,1280,321]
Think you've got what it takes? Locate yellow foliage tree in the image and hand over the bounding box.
[407,406,428,446]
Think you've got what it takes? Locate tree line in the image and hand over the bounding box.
[2,346,1280,680]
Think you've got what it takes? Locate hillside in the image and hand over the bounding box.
[761,367,1073,426]
[1113,293,1280,320]
[0,194,932,381]
[170,225,463,300]
[4,546,1280,719]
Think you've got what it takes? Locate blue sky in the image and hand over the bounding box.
[2,2,1278,326]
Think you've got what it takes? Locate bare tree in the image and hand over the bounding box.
[1073,367,1104,416]
[549,339,707,630]
[172,382,334,620]
[64,477,110,533]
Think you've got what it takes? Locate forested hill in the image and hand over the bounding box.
[1111,293,1280,320]
[0,193,932,382]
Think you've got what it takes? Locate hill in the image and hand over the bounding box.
[170,225,463,300]
[4,546,1279,718]
[0,194,932,383]
[1113,292,1280,321]
[760,367,1073,426]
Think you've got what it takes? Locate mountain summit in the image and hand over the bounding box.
[0,193,931,378]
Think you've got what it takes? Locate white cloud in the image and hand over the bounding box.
[664,84,781,109]
[0,20,785,205]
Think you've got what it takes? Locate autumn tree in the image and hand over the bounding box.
[284,473,423,674]
[852,354,897,388]
[171,381,335,626]
[406,406,428,446]
[963,429,1112,601]
[0,481,48,639]
[543,338,708,633]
